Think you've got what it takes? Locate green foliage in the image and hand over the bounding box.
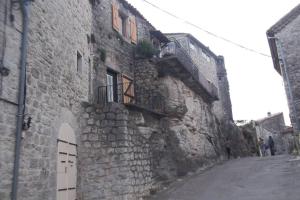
[136,40,158,58]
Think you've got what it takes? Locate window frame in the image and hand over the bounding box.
[106,69,118,103]
[119,12,128,38]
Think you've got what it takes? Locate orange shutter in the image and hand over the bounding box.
[122,75,134,104]
[130,16,137,44]
[112,3,119,31]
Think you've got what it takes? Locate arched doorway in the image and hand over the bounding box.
[57,123,77,200]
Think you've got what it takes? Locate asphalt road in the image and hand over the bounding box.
[148,155,300,200]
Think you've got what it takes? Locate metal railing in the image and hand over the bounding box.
[97,82,165,114]
[160,38,219,100]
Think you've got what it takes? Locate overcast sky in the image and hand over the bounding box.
[127,0,299,125]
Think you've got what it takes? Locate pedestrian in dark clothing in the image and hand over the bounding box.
[225,139,231,159]
[268,136,275,156]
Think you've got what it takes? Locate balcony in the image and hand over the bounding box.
[97,82,165,116]
[155,40,219,102]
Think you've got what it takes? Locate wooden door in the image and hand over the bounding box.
[57,123,77,200]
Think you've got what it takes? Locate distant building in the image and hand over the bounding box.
[255,112,293,155]
[267,4,300,133]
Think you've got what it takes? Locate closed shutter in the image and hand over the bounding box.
[130,16,137,44]
[122,75,134,104]
[112,3,119,31]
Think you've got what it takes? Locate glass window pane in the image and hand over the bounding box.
[107,74,114,102]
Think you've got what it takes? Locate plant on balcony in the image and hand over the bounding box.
[135,40,158,58]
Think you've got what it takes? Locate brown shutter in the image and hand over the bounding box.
[130,16,137,44]
[112,3,119,31]
[122,75,134,104]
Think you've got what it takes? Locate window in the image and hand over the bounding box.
[112,3,137,44]
[77,51,82,73]
[106,70,118,102]
[119,14,127,37]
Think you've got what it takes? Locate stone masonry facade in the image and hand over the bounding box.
[0,0,22,199]
[267,4,300,132]
[0,0,248,200]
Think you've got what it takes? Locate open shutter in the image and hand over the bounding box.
[122,75,134,104]
[112,3,119,31]
[130,16,137,44]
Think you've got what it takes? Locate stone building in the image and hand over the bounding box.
[162,33,233,122]
[0,0,239,200]
[255,113,291,155]
[267,4,300,133]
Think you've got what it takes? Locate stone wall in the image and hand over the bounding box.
[0,1,93,199]
[275,14,300,131]
[80,103,161,199]
[216,56,233,121]
[161,76,222,174]
[134,59,223,179]
[0,1,23,199]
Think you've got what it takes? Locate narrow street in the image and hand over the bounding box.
[149,156,300,200]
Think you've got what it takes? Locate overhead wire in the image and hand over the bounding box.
[140,0,271,58]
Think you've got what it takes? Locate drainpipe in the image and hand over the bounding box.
[11,0,31,200]
[272,37,300,154]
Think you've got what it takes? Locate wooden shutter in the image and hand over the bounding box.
[122,75,134,104]
[130,16,137,44]
[112,3,119,31]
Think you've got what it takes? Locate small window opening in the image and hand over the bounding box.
[106,70,118,102]
[77,51,82,73]
[119,13,128,37]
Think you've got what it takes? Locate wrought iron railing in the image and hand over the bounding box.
[159,38,219,100]
[97,82,165,114]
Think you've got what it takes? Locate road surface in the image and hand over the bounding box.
[148,155,300,200]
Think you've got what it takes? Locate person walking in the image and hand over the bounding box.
[268,136,275,156]
[258,137,266,157]
[225,138,231,159]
